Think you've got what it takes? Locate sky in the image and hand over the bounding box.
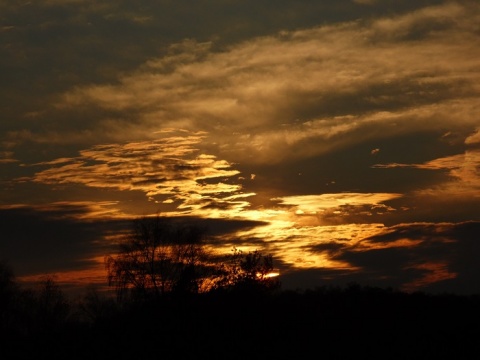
[1,0,479,297]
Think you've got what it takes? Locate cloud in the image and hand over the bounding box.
[2,1,480,295]
[217,217,480,294]
[19,130,251,217]
[43,1,480,166]
[0,151,17,164]
[465,128,480,145]
[3,2,480,167]
[330,221,480,294]
[353,0,376,4]
[273,193,402,215]
[0,201,129,221]
[0,202,268,286]
[209,193,403,271]
[0,203,128,277]
[373,148,480,199]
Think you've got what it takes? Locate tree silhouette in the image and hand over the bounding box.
[78,285,119,323]
[0,261,18,336]
[105,216,281,301]
[1,256,480,359]
[105,215,209,301]
[34,276,71,331]
[211,247,280,294]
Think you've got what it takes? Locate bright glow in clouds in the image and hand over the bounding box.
[17,130,408,281]
[228,223,389,270]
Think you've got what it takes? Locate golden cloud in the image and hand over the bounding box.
[52,2,480,165]
[21,131,249,218]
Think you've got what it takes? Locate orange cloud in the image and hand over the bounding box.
[373,149,480,198]
[20,131,250,219]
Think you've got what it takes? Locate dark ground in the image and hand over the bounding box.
[2,284,479,360]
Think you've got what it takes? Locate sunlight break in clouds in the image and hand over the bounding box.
[54,2,480,165]
[205,194,403,273]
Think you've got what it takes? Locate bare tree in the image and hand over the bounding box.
[34,276,71,330]
[105,216,208,302]
[211,247,280,293]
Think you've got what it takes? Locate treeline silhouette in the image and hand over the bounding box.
[104,216,280,301]
[2,262,480,359]
[2,216,480,359]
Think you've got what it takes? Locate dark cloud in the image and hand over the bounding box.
[327,221,480,294]
[0,0,453,123]
[0,205,127,276]
[0,201,268,272]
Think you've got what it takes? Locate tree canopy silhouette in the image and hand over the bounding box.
[105,215,280,301]
[105,215,209,301]
[2,256,480,359]
[211,247,280,294]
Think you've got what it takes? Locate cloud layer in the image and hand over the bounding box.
[1,1,479,295]
[46,1,480,166]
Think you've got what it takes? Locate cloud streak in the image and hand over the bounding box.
[44,1,480,166]
[19,130,246,214]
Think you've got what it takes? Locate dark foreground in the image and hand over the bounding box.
[2,284,479,360]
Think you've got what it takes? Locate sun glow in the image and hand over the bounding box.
[18,256,108,292]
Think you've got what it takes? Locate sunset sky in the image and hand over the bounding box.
[1,0,479,296]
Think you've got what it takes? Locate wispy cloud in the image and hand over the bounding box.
[465,128,480,145]
[45,1,480,166]
[0,151,17,164]
[373,148,480,198]
[0,201,129,221]
[332,221,480,293]
[19,130,247,216]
